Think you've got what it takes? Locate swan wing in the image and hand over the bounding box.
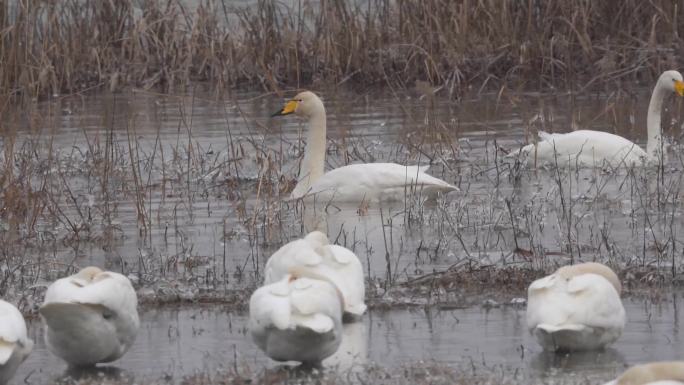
[516,130,648,166]
[527,272,625,332]
[325,245,367,316]
[305,163,456,201]
[264,238,325,284]
[0,301,28,365]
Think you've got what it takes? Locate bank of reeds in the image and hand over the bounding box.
[1,0,683,103]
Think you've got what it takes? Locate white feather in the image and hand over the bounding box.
[275,91,457,202]
[0,300,32,385]
[249,275,343,364]
[527,271,625,351]
[40,267,139,366]
[509,70,684,168]
[265,231,367,320]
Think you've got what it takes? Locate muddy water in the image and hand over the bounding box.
[7,86,683,286]
[13,294,684,384]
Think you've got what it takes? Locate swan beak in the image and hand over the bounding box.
[272,100,298,117]
[675,80,684,96]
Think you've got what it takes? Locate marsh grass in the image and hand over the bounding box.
[1,0,684,103]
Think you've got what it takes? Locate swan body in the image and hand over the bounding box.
[526,262,625,351]
[264,231,366,321]
[249,275,344,365]
[510,70,684,167]
[273,91,457,202]
[40,266,139,367]
[0,300,32,385]
[603,361,684,385]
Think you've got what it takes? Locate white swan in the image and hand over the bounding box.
[510,70,684,167]
[264,231,366,321]
[0,300,32,385]
[249,274,344,365]
[40,266,139,367]
[526,262,625,351]
[272,91,458,202]
[603,361,684,385]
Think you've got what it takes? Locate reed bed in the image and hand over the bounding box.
[1,0,684,104]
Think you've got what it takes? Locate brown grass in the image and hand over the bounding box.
[1,0,683,104]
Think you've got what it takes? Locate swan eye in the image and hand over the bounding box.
[102,310,116,320]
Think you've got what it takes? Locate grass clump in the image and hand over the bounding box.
[1,0,683,103]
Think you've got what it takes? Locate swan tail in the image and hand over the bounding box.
[0,340,14,364]
[536,323,587,333]
[293,313,334,334]
[342,303,367,323]
[39,302,109,331]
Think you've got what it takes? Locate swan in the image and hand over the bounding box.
[264,231,366,321]
[603,361,684,385]
[249,274,344,366]
[510,70,684,167]
[526,262,625,351]
[272,91,458,202]
[0,300,32,385]
[40,266,139,367]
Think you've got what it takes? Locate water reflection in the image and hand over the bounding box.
[19,295,680,384]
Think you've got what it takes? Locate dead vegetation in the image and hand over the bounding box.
[1,0,684,103]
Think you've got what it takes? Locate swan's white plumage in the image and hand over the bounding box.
[510,70,684,168]
[273,91,457,202]
[40,267,139,366]
[249,275,343,364]
[264,231,367,320]
[0,300,32,385]
[602,361,684,385]
[526,262,625,351]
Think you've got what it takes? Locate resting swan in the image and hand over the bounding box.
[40,266,139,367]
[526,262,625,351]
[603,361,684,385]
[249,274,344,366]
[264,231,366,321]
[272,91,458,202]
[510,70,684,167]
[0,300,32,385]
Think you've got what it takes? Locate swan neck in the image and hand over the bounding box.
[294,110,326,196]
[646,83,667,157]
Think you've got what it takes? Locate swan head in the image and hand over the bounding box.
[556,262,622,294]
[614,361,684,384]
[71,266,104,286]
[272,91,325,119]
[659,70,684,96]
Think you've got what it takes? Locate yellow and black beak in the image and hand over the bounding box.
[271,100,298,117]
[675,80,684,97]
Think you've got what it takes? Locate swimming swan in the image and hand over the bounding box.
[264,231,366,321]
[249,275,344,365]
[272,91,458,201]
[603,361,684,385]
[0,300,32,385]
[526,262,625,351]
[510,70,684,167]
[40,266,139,367]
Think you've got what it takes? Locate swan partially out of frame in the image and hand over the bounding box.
[510,70,684,167]
[249,274,344,366]
[272,91,457,202]
[0,300,32,385]
[40,266,139,367]
[603,361,684,385]
[526,262,625,352]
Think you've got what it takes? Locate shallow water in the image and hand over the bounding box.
[13,294,684,384]
[4,84,684,383]
[6,85,684,287]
